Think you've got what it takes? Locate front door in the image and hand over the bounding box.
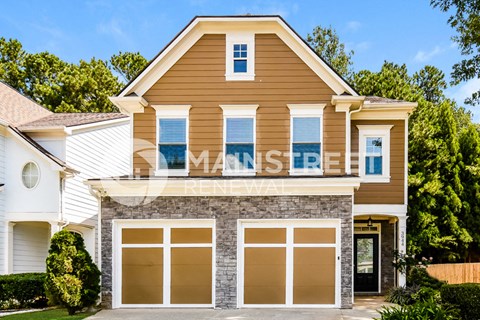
[354,234,379,292]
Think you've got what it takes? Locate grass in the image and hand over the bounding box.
[0,308,97,320]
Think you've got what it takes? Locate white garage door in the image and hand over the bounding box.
[113,220,215,308]
[238,220,340,308]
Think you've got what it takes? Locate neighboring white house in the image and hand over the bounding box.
[0,81,130,274]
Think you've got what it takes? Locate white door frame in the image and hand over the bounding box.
[353,222,382,294]
[112,219,216,309]
[237,219,342,308]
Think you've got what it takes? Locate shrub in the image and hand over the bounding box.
[45,230,101,315]
[385,285,418,305]
[377,298,459,320]
[385,285,440,306]
[407,266,445,289]
[0,273,47,309]
[441,283,480,320]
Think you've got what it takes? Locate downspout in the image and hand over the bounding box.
[346,104,363,175]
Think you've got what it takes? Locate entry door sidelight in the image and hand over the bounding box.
[354,234,379,292]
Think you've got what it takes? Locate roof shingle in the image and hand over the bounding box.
[19,113,128,130]
[0,81,52,126]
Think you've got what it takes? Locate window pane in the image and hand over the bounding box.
[366,137,382,155]
[226,118,253,143]
[293,118,320,142]
[356,238,374,274]
[159,119,186,143]
[226,144,254,170]
[159,145,186,169]
[234,60,247,73]
[241,44,247,51]
[234,51,240,58]
[293,143,321,169]
[365,156,382,175]
[234,44,240,51]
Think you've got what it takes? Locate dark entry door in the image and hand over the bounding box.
[354,234,379,292]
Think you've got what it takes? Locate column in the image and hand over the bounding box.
[49,221,61,238]
[397,216,407,287]
[5,222,15,274]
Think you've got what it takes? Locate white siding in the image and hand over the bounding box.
[12,222,50,273]
[0,130,5,274]
[4,132,61,215]
[64,122,130,226]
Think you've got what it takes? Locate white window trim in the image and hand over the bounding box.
[237,219,341,308]
[21,161,40,190]
[225,32,255,81]
[287,104,326,176]
[357,125,393,183]
[221,105,258,176]
[153,105,191,177]
[112,219,216,309]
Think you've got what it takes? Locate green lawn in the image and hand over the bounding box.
[0,309,96,320]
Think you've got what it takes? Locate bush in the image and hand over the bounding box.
[385,285,440,306]
[407,266,445,289]
[441,283,480,320]
[378,298,459,320]
[45,230,101,315]
[0,273,47,309]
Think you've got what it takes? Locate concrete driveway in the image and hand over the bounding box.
[87,297,391,320]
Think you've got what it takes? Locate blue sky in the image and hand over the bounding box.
[1,0,478,121]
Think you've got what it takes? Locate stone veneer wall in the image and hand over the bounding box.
[100,195,353,309]
[380,220,395,293]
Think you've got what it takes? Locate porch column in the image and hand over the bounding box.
[5,222,15,274]
[397,216,407,287]
[49,221,61,238]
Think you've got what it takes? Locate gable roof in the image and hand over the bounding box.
[8,126,77,173]
[0,81,52,126]
[117,15,358,99]
[18,113,128,131]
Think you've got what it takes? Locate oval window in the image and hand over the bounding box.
[22,162,40,189]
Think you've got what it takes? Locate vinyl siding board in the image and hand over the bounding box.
[64,123,130,226]
[352,120,405,204]
[13,222,50,273]
[136,33,345,176]
[0,132,5,274]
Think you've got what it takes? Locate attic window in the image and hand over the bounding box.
[226,33,255,81]
[22,162,40,189]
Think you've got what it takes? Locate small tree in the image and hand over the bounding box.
[45,230,100,315]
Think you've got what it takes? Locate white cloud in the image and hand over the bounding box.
[346,20,361,32]
[413,46,444,63]
[99,18,136,46]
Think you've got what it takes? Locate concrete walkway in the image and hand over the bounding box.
[87,297,393,320]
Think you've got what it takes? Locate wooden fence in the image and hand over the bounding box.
[427,263,480,284]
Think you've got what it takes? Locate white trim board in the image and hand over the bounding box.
[353,204,407,216]
[86,177,361,197]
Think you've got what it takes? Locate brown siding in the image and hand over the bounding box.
[134,33,344,176]
[352,120,405,204]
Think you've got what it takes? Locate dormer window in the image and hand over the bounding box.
[226,33,255,81]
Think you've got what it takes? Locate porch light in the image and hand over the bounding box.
[367,216,373,227]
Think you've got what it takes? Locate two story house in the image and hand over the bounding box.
[0,81,130,274]
[87,15,416,309]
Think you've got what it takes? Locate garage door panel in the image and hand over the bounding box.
[244,286,286,304]
[294,228,336,244]
[293,248,336,304]
[171,286,212,304]
[171,228,212,244]
[171,247,212,304]
[245,228,286,244]
[244,247,286,304]
[122,248,163,304]
[293,286,335,304]
[122,228,163,244]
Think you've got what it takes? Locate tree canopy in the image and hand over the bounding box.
[0,38,148,112]
[306,25,354,80]
[431,0,480,105]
